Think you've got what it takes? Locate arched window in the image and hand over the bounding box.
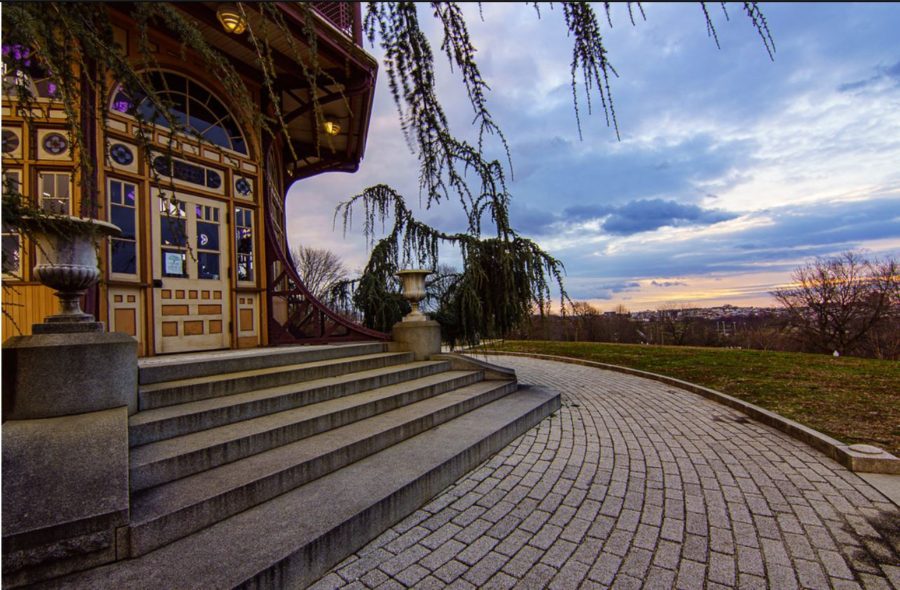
[110,71,248,155]
[2,43,59,98]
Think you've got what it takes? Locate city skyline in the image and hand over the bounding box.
[286,3,900,312]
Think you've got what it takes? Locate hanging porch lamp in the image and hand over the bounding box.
[217,4,247,35]
[323,120,341,136]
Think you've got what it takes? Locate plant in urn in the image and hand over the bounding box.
[397,269,430,322]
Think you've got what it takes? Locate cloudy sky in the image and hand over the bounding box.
[286,3,900,312]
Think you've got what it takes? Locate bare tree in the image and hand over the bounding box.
[290,246,349,304]
[569,301,601,342]
[773,251,898,356]
[422,264,461,314]
[648,304,690,346]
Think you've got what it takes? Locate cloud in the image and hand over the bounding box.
[838,59,900,92]
[517,196,737,239]
[567,279,641,300]
[887,60,900,80]
[837,79,874,93]
[563,204,613,221]
[558,198,737,236]
[651,280,688,287]
[509,202,563,235]
[601,199,737,235]
[503,132,757,220]
[556,194,900,281]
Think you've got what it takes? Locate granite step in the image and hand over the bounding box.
[129,360,449,447]
[129,370,486,491]
[138,351,414,410]
[40,387,559,588]
[125,379,524,557]
[138,343,386,385]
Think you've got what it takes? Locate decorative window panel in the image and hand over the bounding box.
[106,118,128,134]
[159,198,188,278]
[2,127,23,159]
[36,129,72,161]
[234,175,254,201]
[151,153,225,196]
[195,204,221,280]
[109,287,142,346]
[236,293,259,348]
[107,141,139,174]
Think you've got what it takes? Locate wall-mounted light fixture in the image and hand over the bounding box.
[323,120,341,136]
[217,4,247,35]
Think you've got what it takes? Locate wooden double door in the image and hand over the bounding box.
[151,188,230,354]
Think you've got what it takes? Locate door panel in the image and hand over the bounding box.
[151,188,230,353]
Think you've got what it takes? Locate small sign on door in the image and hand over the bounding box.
[164,251,184,276]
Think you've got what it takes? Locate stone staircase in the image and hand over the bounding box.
[36,343,558,589]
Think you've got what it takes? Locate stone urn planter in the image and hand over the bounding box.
[397,269,430,322]
[20,215,121,328]
[393,269,440,361]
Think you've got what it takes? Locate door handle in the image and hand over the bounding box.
[152,279,163,288]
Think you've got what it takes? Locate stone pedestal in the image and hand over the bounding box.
[1,323,136,586]
[2,330,138,419]
[392,319,441,361]
[2,408,130,587]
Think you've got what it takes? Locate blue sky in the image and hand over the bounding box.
[287,3,900,311]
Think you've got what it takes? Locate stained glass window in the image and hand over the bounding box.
[2,43,59,99]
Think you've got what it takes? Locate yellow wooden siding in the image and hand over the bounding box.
[3,19,272,355]
[1,284,58,339]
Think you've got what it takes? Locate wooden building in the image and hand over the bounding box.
[2,2,387,356]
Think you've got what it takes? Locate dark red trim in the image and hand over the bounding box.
[352,3,363,46]
[82,56,101,319]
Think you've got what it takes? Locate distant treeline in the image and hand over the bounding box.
[510,251,899,361]
[509,306,899,360]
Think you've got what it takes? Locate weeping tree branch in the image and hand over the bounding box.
[429,2,510,163]
[341,2,774,344]
[336,185,568,345]
[365,1,511,211]
[559,1,620,140]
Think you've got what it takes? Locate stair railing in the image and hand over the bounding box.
[264,209,388,344]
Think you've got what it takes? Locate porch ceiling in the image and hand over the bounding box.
[169,2,378,180]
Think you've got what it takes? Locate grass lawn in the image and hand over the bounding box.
[478,340,900,457]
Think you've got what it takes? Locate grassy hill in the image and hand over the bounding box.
[477,340,900,457]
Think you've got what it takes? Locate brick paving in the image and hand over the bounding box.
[314,356,900,589]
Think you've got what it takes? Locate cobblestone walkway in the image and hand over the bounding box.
[314,356,900,590]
